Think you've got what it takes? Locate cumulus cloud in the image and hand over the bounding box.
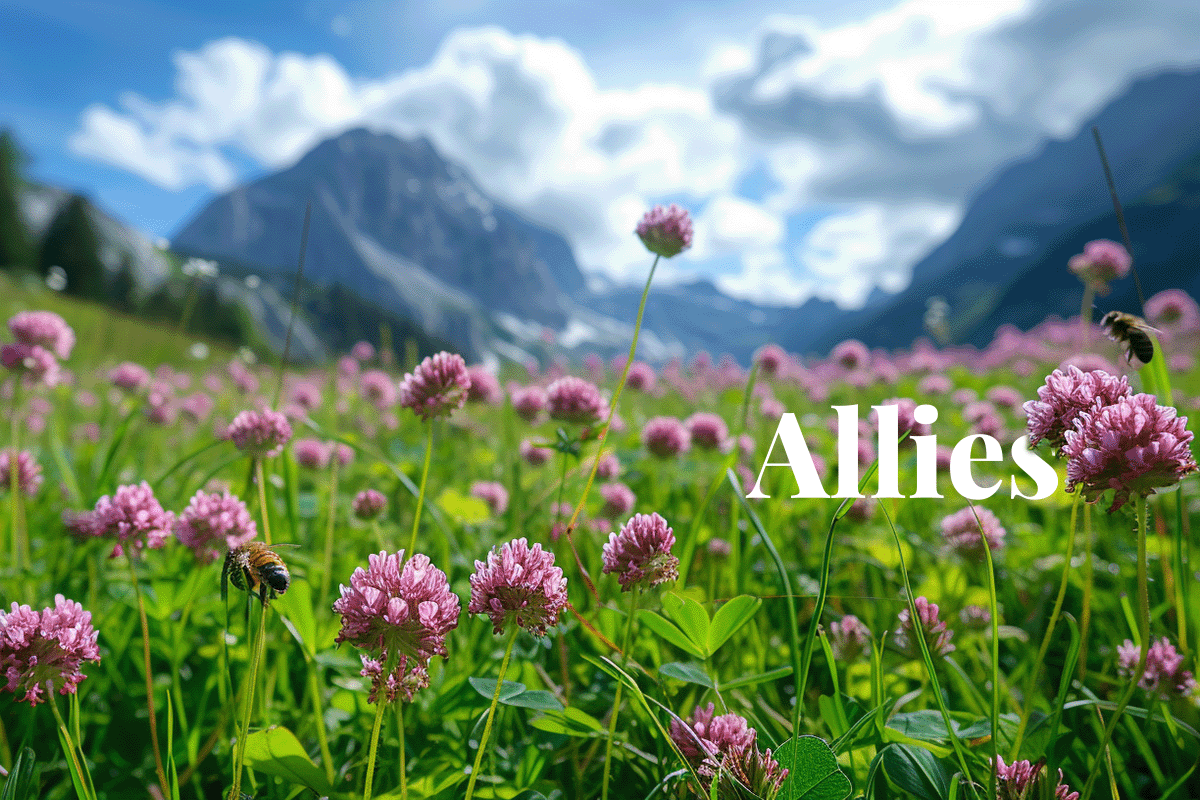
[69,1,1200,308]
[711,0,1200,304]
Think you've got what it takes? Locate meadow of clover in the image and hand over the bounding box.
[1,205,1199,800]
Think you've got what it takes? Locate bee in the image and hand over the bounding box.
[1100,310,1157,364]
[221,542,292,606]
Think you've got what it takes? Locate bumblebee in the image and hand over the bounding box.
[221,542,291,606]
[1100,310,1157,364]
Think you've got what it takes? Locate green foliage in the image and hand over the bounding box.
[38,195,107,300]
[0,130,33,271]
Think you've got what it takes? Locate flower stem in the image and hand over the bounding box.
[1012,492,1080,755]
[9,382,27,570]
[405,421,433,561]
[397,702,408,800]
[128,557,169,799]
[319,454,340,602]
[362,697,387,800]
[50,696,93,800]
[1081,495,1150,800]
[563,254,661,601]
[255,457,272,545]
[308,663,335,786]
[228,602,268,800]
[1078,503,1094,682]
[601,591,639,800]
[465,628,519,800]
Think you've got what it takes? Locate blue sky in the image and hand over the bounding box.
[4,0,1200,307]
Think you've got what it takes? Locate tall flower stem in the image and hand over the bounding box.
[307,663,335,786]
[1080,283,1096,342]
[255,457,273,545]
[228,602,268,800]
[563,255,661,599]
[1078,504,1095,681]
[8,382,27,569]
[128,557,169,799]
[1081,496,1150,800]
[601,590,639,800]
[465,628,519,800]
[397,702,408,800]
[49,696,93,800]
[405,422,434,561]
[362,650,399,800]
[319,455,340,602]
[362,698,387,800]
[1012,492,1080,755]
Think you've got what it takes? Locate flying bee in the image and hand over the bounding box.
[1100,310,1157,364]
[221,542,293,606]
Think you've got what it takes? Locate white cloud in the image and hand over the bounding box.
[798,202,960,307]
[69,1,1200,309]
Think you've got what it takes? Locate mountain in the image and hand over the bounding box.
[172,128,790,364]
[172,129,589,360]
[784,67,1200,354]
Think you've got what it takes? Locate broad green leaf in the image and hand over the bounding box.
[531,707,607,737]
[637,610,707,660]
[775,735,852,800]
[501,689,564,711]
[242,726,334,795]
[0,746,37,800]
[659,662,714,688]
[468,677,527,703]
[707,595,760,653]
[881,743,951,800]
[663,593,710,655]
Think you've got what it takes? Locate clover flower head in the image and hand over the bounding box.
[399,352,471,421]
[642,416,690,458]
[468,538,568,637]
[602,512,678,591]
[831,339,870,371]
[0,449,42,496]
[0,595,100,705]
[360,370,398,410]
[669,704,787,800]
[598,482,636,519]
[510,385,546,421]
[625,361,657,391]
[519,439,553,466]
[82,481,175,558]
[466,366,502,404]
[292,438,332,470]
[352,489,387,521]
[685,412,729,451]
[755,343,788,375]
[470,481,509,515]
[1024,366,1132,451]
[895,596,955,657]
[941,507,1006,555]
[1063,393,1196,512]
[546,376,604,425]
[1068,239,1131,294]
[9,311,74,359]
[1,343,60,387]
[109,362,151,392]
[829,614,870,661]
[334,551,461,671]
[227,408,293,457]
[174,490,256,564]
[359,653,429,704]
[636,204,693,258]
[1117,637,1197,699]
[994,756,1080,800]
